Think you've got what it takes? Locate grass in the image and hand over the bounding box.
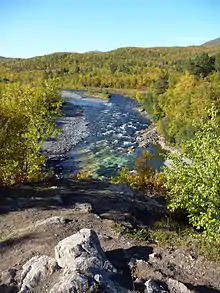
[114,223,151,241]
[150,217,220,262]
[114,215,220,263]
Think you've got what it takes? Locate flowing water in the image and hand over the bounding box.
[53,90,165,179]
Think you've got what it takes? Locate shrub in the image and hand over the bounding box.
[163,108,220,241]
[185,52,215,77]
[74,169,92,180]
[112,151,165,193]
[0,80,61,185]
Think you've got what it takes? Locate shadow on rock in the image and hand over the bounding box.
[0,178,167,230]
[106,245,153,290]
[187,283,220,293]
[0,284,18,293]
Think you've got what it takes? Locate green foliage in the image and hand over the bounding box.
[0,77,10,83]
[215,51,220,72]
[0,46,219,89]
[153,73,169,95]
[142,92,155,116]
[115,212,220,262]
[114,223,150,241]
[135,91,145,103]
[185,52,215,77]
[112,151,165,193]
[163,109,220,241]
[142,70,220,145]
[150,216,220,262]
[111,166,144,190]
[0,48,219,149]
[0,80,61,185]
[0,46,219,183]
[142,92,164,121]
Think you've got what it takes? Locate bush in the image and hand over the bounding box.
[74,169,92,180]
[135,91,145,103]
[0,80,61,185]
[163,108,220,241]
[112,151,165,193]
[185,52,215,77]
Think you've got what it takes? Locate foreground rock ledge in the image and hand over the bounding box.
[18,228,128,293]
[1,228,194,293]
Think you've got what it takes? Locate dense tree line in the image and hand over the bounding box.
[0,47,219,159]
[0,46,219,87]
[140,52,220,145]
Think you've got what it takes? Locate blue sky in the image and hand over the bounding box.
[0,0,219,58]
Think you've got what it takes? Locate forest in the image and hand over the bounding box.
[1,45,219,144]
[0,45,219,241]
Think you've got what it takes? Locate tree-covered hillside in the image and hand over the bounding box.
[1,45,218,73]
[0,45,220,147]
[0,45,219,89]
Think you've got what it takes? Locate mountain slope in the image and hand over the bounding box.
[202,37,220,46]
[1,45,219,73]
[0,56,21,62]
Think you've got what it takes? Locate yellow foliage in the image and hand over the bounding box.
[0,80,61,186]
[74,169,92,180]
[112,151,165,194]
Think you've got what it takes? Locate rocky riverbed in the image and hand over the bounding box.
[42,100,89,157]
[42,91,165,179]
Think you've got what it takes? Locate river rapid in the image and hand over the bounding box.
[43,90,165,179]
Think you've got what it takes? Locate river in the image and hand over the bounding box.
[44,90,165,179]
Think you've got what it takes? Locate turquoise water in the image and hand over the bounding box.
[60,91,165,179]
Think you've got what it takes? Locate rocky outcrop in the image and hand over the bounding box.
[16,229,128,293]
[55,229,115,273]
[145,278,168,292]
[18,256,58,293]
[143,278,192,293]
[136,123,179,155]
[136,126,159,147]
[0,228,198,293]
[167,278,192,293]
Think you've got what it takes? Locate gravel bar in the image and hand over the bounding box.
[42,100,89,157]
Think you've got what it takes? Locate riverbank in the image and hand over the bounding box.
[84,89,111,99]
[135,107,180,155]
[42,98,89,157]
[78,87,180,155]
[42,90,177,179]
[136,122,180,154]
